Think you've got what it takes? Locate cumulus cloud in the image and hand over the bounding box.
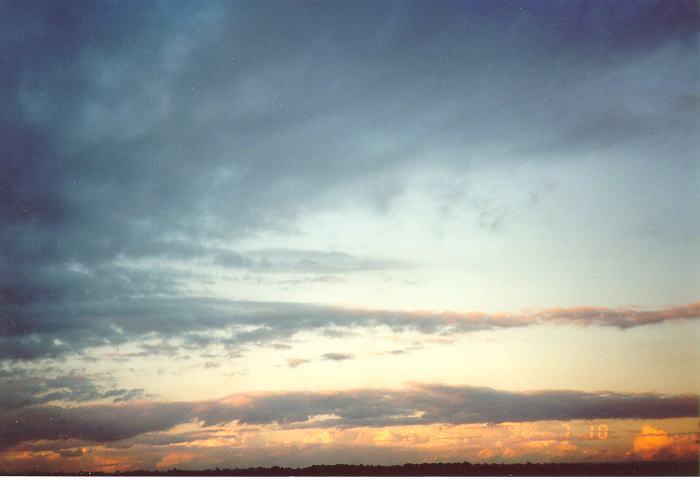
[0,384,696,450]
[630,425,699,461]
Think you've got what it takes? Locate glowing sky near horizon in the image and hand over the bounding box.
[0,0,699,472]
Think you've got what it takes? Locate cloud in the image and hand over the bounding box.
[1,3,697,469]
[106,389,148,403]
[0,384,695,450]
[1,0,697,362]
[630,425,699,461]
[287,358,310,369]
[156,451,197,470]
[385,349,408,356]
[321,353,354,362]
[0,370,147,409]
[218,249,407,273]
[57,448,86,458]
[0,402,194,450]
[0,296,697,360]
[4,419,699,473]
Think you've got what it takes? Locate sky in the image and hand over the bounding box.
[0,0,699,472]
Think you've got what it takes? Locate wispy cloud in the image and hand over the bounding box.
[287,358,310,369]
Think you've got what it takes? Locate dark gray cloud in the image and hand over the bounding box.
[56,448,85,458]
[321,352,354,362]
[0,0,698,362]
[385,349,409,356]
[0,370,146,410]
[0,293,698,360]
[1,383,696,450]
[0,402,193,450]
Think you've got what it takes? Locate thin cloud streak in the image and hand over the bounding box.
[321,352,354,361]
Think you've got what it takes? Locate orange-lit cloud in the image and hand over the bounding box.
[156,451,197,469]
[3,418,696,473]
[631,425,699,461]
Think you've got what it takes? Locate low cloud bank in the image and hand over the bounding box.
[1,383,696,450]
